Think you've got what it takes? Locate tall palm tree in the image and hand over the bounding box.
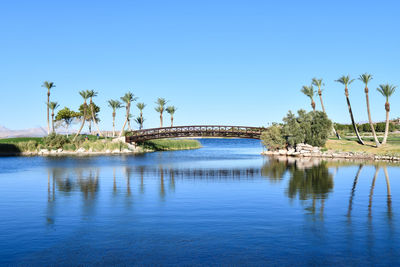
[301,85,316,111]
[73,90,90,141]
[48,101,59,133]
[166,106,177,127]
[136,103,146,130]
[155,98,167,127]
[87,90,103,137]
[335,75,364,145]
[42,81,56,135]
[359,73,380,147]
[377,84,396,144]
[312,78,325,112]
[312,77,340,139]
[107,99,122,137]
[119,92,137,137]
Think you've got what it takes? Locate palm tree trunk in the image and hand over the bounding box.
[112,112,116,137]
[119,105,130,137]
[73,103,87,141]
[160,113,163,127]
[311,100,315,112]
[89,120,92,134]
[90,101,103,137]
[345,91,364,145]
[47,90,50,135]
[51,112,55,133]
[318,91,325,113]
[382,103,390,144]
[365,89,380,147]
[66,124,69,138]
[171,116,174,127]
[128,119,132,131]
[140,112,143,130]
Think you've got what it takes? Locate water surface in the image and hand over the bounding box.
[0,139,399,266]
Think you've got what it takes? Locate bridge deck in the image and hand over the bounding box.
[125,125,264,143]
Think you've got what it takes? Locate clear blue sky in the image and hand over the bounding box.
[1,0,399,130]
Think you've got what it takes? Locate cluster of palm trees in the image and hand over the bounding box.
[42,81,178,138]
[301,74,397,147]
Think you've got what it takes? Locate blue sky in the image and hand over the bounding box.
[0,0,399,130]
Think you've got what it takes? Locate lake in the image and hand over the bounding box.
[0,138,399,266]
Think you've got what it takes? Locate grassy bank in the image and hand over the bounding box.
[325,139,400,156]
[0,136,201,154]
[139,139,201,151]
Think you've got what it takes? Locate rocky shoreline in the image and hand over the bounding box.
[262,143,400,162]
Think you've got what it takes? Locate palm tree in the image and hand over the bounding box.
[107,99,122,137]
[73,90,90,141]
[301,85,316,111]
[134,116,145,129]
[166,106,177,127]
[87,90,103,137]
[136,103,146,130]
[155,98,167,127]
[48,101,59,133]
[119,92,137,137]
[335,75,364,145]
[377,84,396,144]
[359,73,380,147]
[312,77,340,139]
[42,81,56,135]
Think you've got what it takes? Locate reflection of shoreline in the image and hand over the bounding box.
[265,155,400,168]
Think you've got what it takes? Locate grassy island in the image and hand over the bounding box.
[0,135,201,155]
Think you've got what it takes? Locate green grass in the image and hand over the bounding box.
[0,137,43,144]
[325,139,400,156]
[139,139,201,151]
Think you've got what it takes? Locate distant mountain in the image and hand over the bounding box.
[0,125,47,138]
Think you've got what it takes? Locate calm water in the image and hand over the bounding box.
[0,139,399,266]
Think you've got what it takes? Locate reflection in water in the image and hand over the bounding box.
[44,158,394,223]
[347,165,364,219]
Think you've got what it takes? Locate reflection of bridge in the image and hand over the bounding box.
[125,125,264,143]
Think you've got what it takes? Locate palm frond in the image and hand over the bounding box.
[358,73,373,85]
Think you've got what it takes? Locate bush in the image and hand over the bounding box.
[43,133,69,149]
[261,125,286,151]
[16,140,39,152]
[62,143,76,151]
[281,110,332,148]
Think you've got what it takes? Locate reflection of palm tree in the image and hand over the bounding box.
[169,169,175,192]
[159,166,165,199]
[124,167,131,196]
[347,165,364,219]
[368,167,380,218]
[113,168,117,194]
[383,166,392,219]
[139,166,145,194]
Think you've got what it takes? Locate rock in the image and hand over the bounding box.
[112,149,120,154]
[39,149,49,155]
[76,148,85,153]
[122,149,131,153]
[57,148,63,153]
[278,149,287,155]
[50,150,57,154]
[105,149,111,154]
[112,137,125,143]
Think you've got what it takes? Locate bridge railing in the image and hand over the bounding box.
[125,125,265,143]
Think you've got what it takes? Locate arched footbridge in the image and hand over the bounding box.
[125,125,264,143]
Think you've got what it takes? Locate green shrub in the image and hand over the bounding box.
[43,133,69,149]
[62,143,76,151]
[261,125,286,151]
[281,110,332,148]
[16,141,39,152]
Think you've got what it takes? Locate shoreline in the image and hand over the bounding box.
[262,143,400,162]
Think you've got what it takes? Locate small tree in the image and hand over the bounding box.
[261,125,286,151]
[55,107,80,137]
